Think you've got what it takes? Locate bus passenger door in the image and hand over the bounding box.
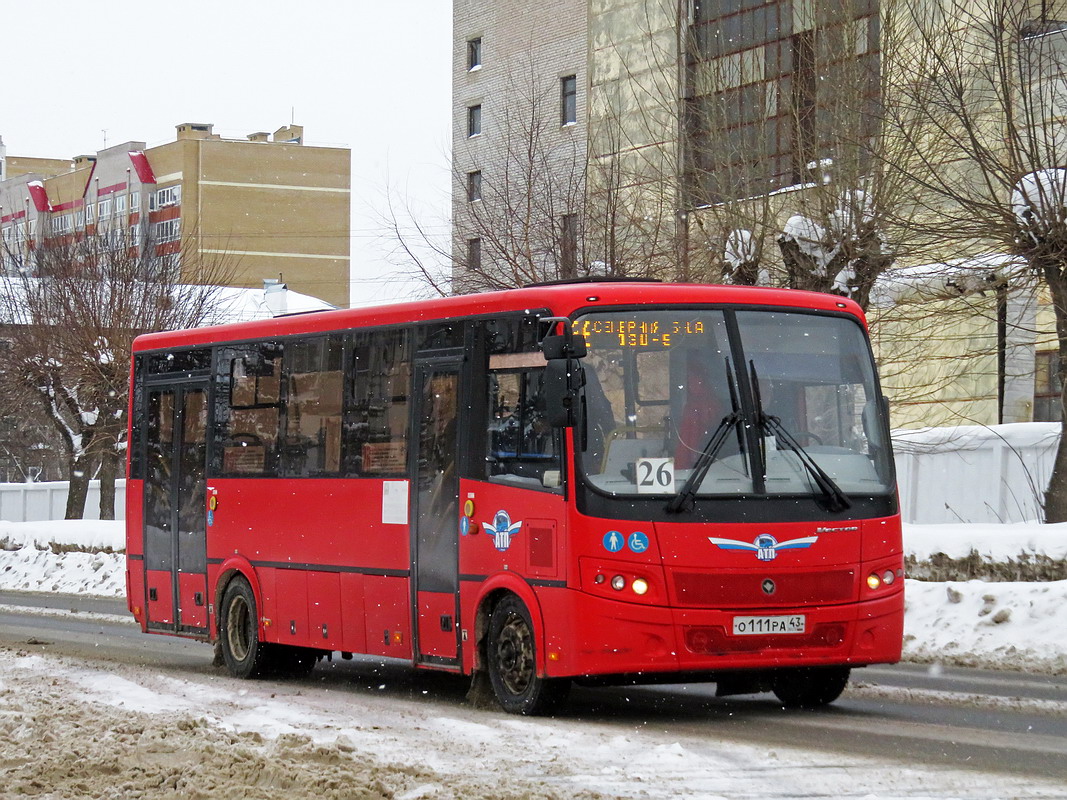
[143,381,209,635]
[411,360,462,667]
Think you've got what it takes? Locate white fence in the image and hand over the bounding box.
[0,480,126,523]
[0,425,1057,525]
[893,423,1057,524]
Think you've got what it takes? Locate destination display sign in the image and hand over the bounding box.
[574,317,708,349]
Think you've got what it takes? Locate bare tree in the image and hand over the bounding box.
[0,225,234,518]
[877,0,1067,520]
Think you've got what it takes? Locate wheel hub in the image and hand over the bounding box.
[496,613,534,695]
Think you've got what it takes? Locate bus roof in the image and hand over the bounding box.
[132,282,866,353]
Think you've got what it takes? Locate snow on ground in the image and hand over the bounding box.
[0,519,1065,675]
[1,519,1066,798]
[0,520,125,596]
[0,519,123,551]
[903,521,1067,562]
[1,647,1063,800]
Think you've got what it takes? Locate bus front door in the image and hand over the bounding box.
[411,361,462,667]
[143,381,209,635]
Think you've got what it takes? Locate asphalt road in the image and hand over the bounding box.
[1,591,1065,782]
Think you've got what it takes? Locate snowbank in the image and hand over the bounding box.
[0,548,125,596]
[0,519,124,552]
[903,521,1067,561]
[904,578,1067,674]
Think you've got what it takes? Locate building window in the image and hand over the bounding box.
[150,185,181,211]
[467,170,482,202]
[50,214,73,235]
[154,218,181,243]
[467,238,482,272]
[561,75,577,125]
[1035,350,1062,422]
[468,37,482,70]
[98,198,113,220]
[467,104,482,137]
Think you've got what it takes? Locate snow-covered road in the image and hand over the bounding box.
[2,645,1065,800]
[2,518,1067,798]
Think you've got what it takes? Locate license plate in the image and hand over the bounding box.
[732,614,806,635]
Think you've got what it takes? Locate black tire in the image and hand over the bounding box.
[772,666,851,708]
[486,595,570,715]
[219,576,271,678]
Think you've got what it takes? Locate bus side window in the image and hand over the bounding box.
[347,329,411,476]
[282,336,344,476]
[221,344,283,476]
[486,367,562,491]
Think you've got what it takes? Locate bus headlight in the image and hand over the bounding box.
[611,575,626,591]
[632,578,649,595]
[866,573,882,590]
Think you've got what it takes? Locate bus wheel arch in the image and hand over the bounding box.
[471,579,545,675]
[477,589,570,715]
[213,557,261,638]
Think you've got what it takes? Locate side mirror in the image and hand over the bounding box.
[544,357,585,428]
[542,333,587,360]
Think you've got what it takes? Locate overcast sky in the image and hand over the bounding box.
[4,1,452,307]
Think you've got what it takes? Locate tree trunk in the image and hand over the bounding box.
[98,445,117,520]
[1041,265,1067,522]
[1044,421,1067,523]
[65,454,91,520]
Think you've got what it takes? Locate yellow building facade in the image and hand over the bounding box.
[0,123,350,308]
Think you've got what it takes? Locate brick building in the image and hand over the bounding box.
[452,0,590,288]
[0,123,350,308]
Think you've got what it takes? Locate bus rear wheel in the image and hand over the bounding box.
[772,666,851,708]
[486,595,570,715]
[219,576,271,678]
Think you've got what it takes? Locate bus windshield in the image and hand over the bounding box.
[576,308,893,500]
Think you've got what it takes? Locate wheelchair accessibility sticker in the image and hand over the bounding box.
[603,530,650,553]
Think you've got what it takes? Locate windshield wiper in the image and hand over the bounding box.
[749,361,851,513]
[667,359,740,514]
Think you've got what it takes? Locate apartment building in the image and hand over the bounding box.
[0,123,350,308]
[452,0,590,289]
[453,1,1067,428]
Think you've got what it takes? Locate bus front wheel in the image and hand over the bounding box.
[772,666,851,708]
[486,595,570,715]
[219,576,270,679]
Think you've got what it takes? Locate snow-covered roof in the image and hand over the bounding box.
[0,277,335,327]
[206,284,336,323]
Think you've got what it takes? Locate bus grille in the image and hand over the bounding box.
[672,569,855,608]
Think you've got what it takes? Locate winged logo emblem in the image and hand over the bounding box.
[708,533,818,562]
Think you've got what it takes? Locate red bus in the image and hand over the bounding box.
[125,281,903,714]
